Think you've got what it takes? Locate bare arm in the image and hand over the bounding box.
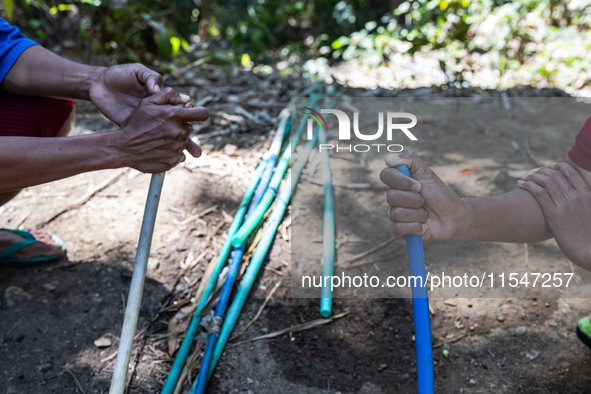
[1,45,168,126]
[380,150,552,243]
[1,45,104,100]
[517,159,591,269]
[0,133,118,192]
[459,189,551,242]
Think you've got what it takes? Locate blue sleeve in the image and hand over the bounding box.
[0,17,38,84]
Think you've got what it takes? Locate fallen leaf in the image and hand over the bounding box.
[459,169,473,176]
[167,306,192,356]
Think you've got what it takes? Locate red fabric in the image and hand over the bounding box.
[0,91,73,138]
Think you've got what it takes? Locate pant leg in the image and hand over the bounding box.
[0,91,74,138]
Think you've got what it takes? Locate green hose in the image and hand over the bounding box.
[230,141,292,248]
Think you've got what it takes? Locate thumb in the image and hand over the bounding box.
[146,88,189,106]
[385,150,431,180]
[186,139,202,158]
[134,64,163,94]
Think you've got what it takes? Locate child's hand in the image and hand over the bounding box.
[379,150,471,241]
[518,162,591,269]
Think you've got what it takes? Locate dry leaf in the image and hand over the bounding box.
[167,306,192,356]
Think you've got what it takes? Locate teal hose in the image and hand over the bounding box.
[318,123,335,318]
[230,142,292,247]
[159,163,265,394]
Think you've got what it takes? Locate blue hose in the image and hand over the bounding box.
[396,165,434,394]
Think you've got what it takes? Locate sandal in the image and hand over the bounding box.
[0,228,66,266]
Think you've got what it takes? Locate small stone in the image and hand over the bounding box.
[94,337,112,348]
[359,382,384,394]
[515,327,527,335]
[147,258,159,271]
[224,144,238,156]
[4,286,32,307]
[497,316,505,322]
[525,349,540,360]
[549,319,557,327]
[469,378,477,385]
[246,377,253,384]
[378,363,387,372]
[43,283,57,292]
[38,364,52,373]
[469,326,475,331]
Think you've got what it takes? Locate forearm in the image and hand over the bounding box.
[1,45,106,100]
[0,133,121,192]
[453,188,552,243]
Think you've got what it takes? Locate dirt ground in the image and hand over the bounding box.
[1,80,591,394]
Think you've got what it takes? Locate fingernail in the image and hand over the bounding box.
[180,93,191,102]
[517,180,524,185]
[421,224,428,234]
[154,84,161,92]
[411,183,421,192]
[550,162,557,168]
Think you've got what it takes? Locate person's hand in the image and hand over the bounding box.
[379,150,470,241]
[88,63,190,126]
[112,88,208,173]
[518,162,591,268]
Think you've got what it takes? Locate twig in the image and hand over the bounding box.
[197,129,232,140]
[302,175,373,189]
[433,331,469,348]
[336,237,397,266]
[522,134,542,167]
[265,266,283,276]
[180,205,217,226]
[36,168,127,227]
[14,210,32,228]
[501,91,511,110]
[345,252,403,269]
[230,281,281,341]
[230,311,349,347]
[61,365,86,394]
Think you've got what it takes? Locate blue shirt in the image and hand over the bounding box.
[0,18,37,83]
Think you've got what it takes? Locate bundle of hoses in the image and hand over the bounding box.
[161,99,320,394]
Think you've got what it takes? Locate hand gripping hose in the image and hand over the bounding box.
[110,172,165,394]
[396,165,434,394]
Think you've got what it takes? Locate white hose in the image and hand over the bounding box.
[110,172,165,394]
